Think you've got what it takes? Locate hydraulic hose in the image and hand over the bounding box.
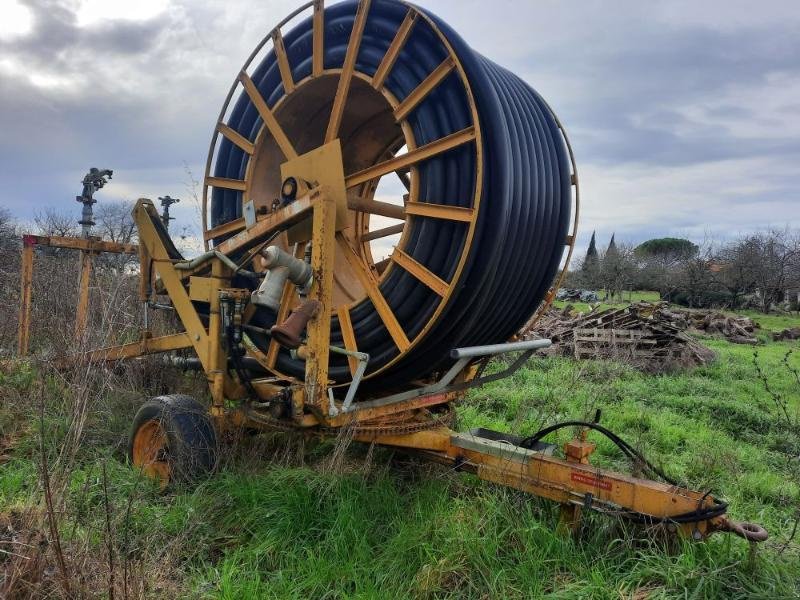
[210,0,572,389]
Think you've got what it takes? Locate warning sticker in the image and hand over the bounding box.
[571,471,612,491]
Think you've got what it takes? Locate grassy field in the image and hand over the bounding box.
[1,306,799,598]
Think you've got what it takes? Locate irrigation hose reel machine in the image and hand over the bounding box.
[98,0,766,543]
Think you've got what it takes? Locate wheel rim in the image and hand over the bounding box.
[132,419,171,487]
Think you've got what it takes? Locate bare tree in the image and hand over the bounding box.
[95,201,137,245]
[712,236,760,309]
[748,229,799,312]
[34,208,79,237]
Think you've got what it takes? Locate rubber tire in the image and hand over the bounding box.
[128,395,217,484]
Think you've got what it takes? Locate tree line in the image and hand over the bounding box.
[568,230,800,312]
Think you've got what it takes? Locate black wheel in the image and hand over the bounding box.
[128,395,217,487]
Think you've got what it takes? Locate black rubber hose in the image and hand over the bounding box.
[211,0,571,390]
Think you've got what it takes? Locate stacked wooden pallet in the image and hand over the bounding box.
[523,303,716,371]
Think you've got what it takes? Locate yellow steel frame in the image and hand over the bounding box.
[62,183,745,542]
[26,0,752,541]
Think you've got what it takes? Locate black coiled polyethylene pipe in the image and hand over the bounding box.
[210,0,572,391]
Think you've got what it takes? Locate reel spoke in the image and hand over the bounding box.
[239,71,298,160]
[345,127,476,188]
[205,176,247,191]
[405,201,474,222]
[272,29,295,95]
[348,197,405,220]
[325,0,371,143]
[394,57,455,122]
[361,223,404,242]
[337,232,410,351]
[392,249,449,297]
[216,123,255,155]
[336,306,359,376]
[312,0,324,77]
[372,9,417,90]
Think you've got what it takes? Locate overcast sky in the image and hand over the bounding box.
[1,0,798,255]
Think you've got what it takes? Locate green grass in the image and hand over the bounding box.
[1,308,799,598]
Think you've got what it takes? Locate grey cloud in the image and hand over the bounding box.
[0,0,797,250]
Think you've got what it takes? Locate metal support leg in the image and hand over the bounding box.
[17,241,34,356]
[75,249,93,342]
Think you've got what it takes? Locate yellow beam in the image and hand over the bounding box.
[347,196,405,220]
[272,29,295,95]
[405,201,474,222]
[312,0,324,77]
[215,191,315,255]
[239,71,298,160]
[17,242,33,356]
[361,223,404,242]
[80,333,193,362]
[305,189,338,411]
[216,123,255,155]
[21,235,137,255]
[394,57,454,121]
[337,232,410,351]
[74,250,92,341]
[372,10,417,90]
[205,176,247,192]
[392,249,448,297]
[337,306,359,376]
[346,127,475,188]
[325,0,371,143]
[203,217,246,242]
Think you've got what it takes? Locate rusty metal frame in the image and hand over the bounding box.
[16,234,138,356]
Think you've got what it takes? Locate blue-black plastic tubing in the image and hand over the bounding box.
[210,0,571,390]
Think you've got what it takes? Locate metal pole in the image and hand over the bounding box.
[75,250,92,341]
[17,238,34,356]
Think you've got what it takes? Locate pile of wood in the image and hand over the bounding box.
[522,303,717,371]
[653,307,760,344]
[773,327,800,342]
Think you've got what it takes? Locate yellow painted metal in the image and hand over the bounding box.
[405,201,474,222]
[205,176,247,192]
[272,29,296,95]
[75,250,92,341]
[80,333,193,362]
[312,0,324,77]
[207,258,228,406]
[215,192,316,255]
[134,201,214,369]
[203,217,246,242]
[362,427,719,539]
[16,242,33,356]
[239,71,298,160]
[372,9,417,90]
[202,1,487,382]
[345,127,476,188]
[303,187,338,413]
[361,223,404,242]
[325,0,371,143]
[16,234,139,357]
[391,248,448,297]
[336,305,359,376]
[347,197,405,220]
[336,232,410,352]
[393,57,455,122]
[216,123,255,155]
[189,276,215,303]
[280,140,349,241]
